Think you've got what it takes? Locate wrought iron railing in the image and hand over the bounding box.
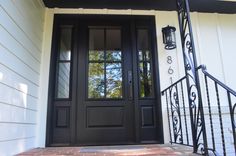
[162,65,236,155]
[172,0,236,154]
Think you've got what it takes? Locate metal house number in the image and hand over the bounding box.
[167,56,174,84]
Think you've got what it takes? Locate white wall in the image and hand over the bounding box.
[191,13,236,90]
[0,0,45,155]
[190,13,236,155]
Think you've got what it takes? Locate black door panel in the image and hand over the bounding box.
[76,21,135,144]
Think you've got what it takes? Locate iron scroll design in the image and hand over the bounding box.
[176,0,209,154]
[170,85,183,144]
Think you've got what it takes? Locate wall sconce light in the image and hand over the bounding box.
[162,25,176,50]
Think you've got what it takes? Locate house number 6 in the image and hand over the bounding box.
[168,66,174,74]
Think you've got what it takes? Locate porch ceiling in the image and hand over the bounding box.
[43,0,236,13]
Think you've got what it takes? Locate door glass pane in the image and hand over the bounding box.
[107,51,122,61]
[55,26,72,99]
[59,27,72,61]
[137,29,154,98]
[139,62,152,98]
[106,29,121,50]
[89,50,104,61]
[88,63,105,98]
[139,51,151,61]
[56,63,71,98]
[89,29,104,61]
[137,29,149,54]
[106,63,122,98]
[106,29,122,61]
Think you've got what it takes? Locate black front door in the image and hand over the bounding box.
[47,15,163,146]
[76,20,135,144]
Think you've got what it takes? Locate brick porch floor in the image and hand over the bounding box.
[18,144,197,156]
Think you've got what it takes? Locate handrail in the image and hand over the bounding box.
[197,65,236,96]
[161,76,186,94]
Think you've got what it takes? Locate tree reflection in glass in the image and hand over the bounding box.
[88,63,105,98]
[89,50,104,61]
[107,51,122,61]
[139,51,152,98]
[106,63,122,98]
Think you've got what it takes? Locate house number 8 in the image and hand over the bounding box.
[167,56,173,64]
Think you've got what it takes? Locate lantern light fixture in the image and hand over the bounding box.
[162,25,176,50]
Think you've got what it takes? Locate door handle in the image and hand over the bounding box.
[128,71,133,100]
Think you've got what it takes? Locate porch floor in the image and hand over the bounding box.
[18,144,197,156]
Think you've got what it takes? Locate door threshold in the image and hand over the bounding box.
[49,143,70,147]
[140,140,161,144]
[49,141,162,147]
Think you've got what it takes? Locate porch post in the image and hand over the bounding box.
[175,0,208,154]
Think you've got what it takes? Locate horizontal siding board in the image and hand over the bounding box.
[0,63,38,87]
[30,0,45,22]
[0,64,39,98]
[0,44,39,85]
[0,1,42,51]
[0,7,41,61]
[0,102,36,124]
[0,26,40,73]
[12,0,44,34]
[0,83,37,111]
[0,137,35,156]
[0,123,35,141]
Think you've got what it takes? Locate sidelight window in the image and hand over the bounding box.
[137,29,154,98]
[88,28,123,99]
[55,26,73,99]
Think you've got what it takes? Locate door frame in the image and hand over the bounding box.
[46,14,164,146]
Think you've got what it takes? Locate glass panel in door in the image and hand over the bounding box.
[88,28,123,99]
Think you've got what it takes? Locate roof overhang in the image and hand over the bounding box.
[43,0,236,14]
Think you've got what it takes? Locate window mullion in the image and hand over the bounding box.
[104,28,107,98]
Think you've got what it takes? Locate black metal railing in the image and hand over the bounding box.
[172,0,236,154]
[162,65,236,155]
[162,76,190,146]
[176,0,209,153]
[199,65,236,155]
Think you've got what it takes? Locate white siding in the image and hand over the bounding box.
[191,13,236,156]
[0,0,45,156]
[191,13,236,90]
